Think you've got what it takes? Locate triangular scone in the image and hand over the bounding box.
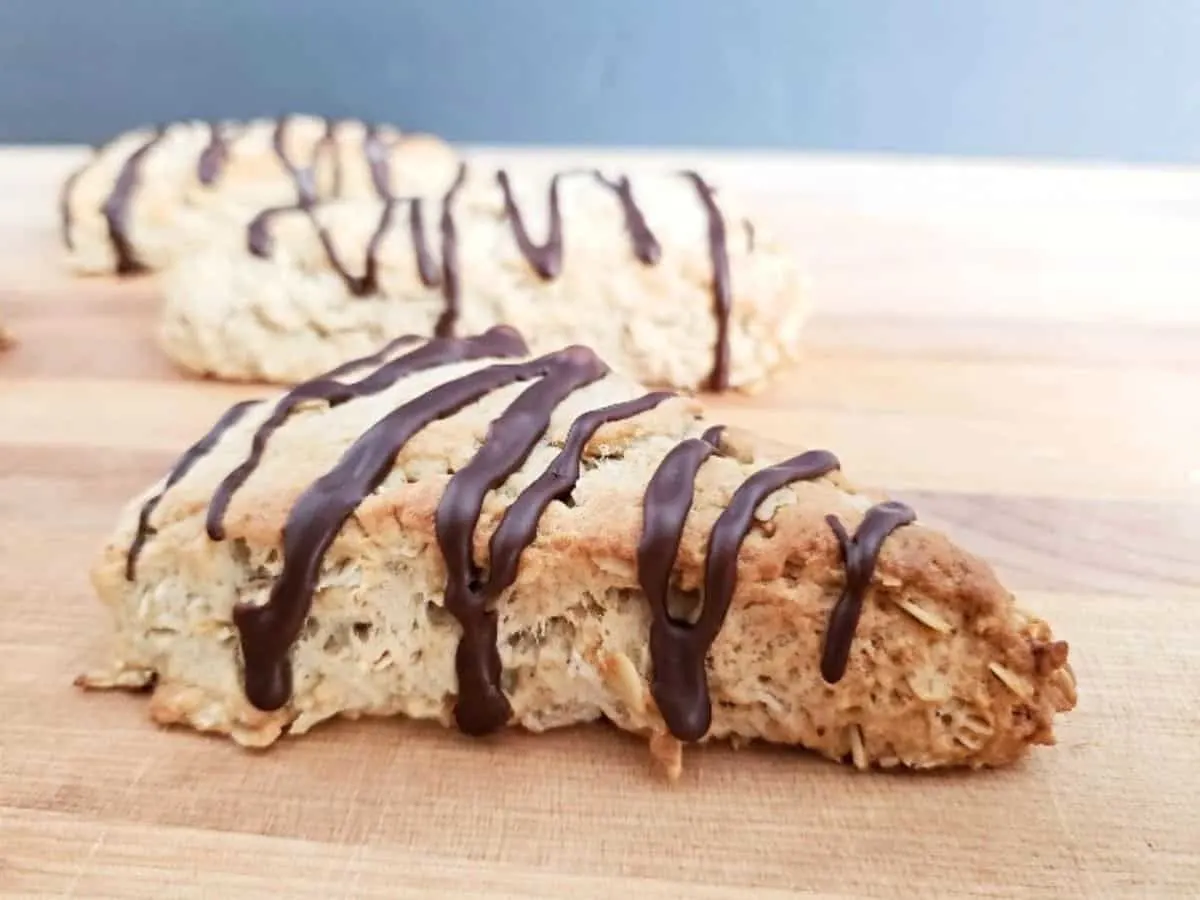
[155,166,808,392]
[60,114,460,276]
[80,327,1077,777]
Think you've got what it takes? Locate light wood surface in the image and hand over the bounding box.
[1,146,1198,898]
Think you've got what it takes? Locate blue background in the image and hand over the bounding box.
[1,0,1196,162]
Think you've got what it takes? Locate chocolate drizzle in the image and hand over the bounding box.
[363,123,391,198]
[485,391,674,599]
[637,425,727,739]
[205,328,524,540]
[435,345,610,734]
[273,115,337,207]
[434,164,469,337]
[496,170,564,279]
[125,400,259,581]
[233,344,583,712]
[681,170,733,391]
[594,172,662,265]
[128,327,919,744]
[820,500,917,683]
[102,128,166,274]
[233,163,740,388]
[198,121,230,186]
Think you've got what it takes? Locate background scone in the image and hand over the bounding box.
[158,166,810,392]
[60,114,461,275]
[80,327,1077,777]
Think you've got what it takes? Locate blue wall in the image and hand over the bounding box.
[1,0,1198,163]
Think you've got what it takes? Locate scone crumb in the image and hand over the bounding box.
[988,662,1033,700]
[894,597,953,634]
[649,731,683,781]
[848,724,868,771]
[74,665,155,691]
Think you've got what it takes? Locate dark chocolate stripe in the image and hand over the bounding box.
[234,345,586,712]
[435,164,469,337]
[273,115,337,207]
[636,425,726,741]
[247,197,439,297]
[197,121,229,186]
[102,128,167,275]
[407,198,441,288]
[594,172,662,265]
[485,391,675,600]
[496,170,563,279]
[363,122,391,198]
[300,199,395,296]
[681,170,733,392]
[125,400,259,581]
[820,501,916,683]
[246,206,291,257]
[206,328,527,539]
[355,200,397,295]
[436,346,610,734]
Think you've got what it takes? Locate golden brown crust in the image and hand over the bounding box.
[80,338,1076,775]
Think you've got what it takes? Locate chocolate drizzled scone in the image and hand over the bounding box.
[157,166,809,392]
[60,114,461,275]
[79,326,1076,776]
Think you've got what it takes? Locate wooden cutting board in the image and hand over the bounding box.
[1,146,1197,898]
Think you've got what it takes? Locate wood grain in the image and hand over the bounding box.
[1,146,1198,898]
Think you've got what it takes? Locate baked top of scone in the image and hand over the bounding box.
[60,114,462,275]
[81,327,1076,776]
[157,165,808,392]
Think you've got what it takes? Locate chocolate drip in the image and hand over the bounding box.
[300,199,394,296]
[247,195,439,298]
[641,445,843,741]
[198,121,229,186]
[681,171,733,391]
[820,501,916,683]
[206,328,526,540]
[436,346,610,734]
[363,123,391,198]
[246,206,291,257]
[496,170,563,279]
[273,115,337,207]
[250,202,385,293]
[485,391,674,599]
[408,198,441,287]
[636,425,727,740]
[435,164,469,337]
[125,400,259,581]
[234,344,578,712]
[354,200,397,295]
[594,172,662,265]
[102,128,166,274]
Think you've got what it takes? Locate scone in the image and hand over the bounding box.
[60,114,461,275]
[156,166,809,392]
[79,326,1076,777]
[0,319,12,350]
